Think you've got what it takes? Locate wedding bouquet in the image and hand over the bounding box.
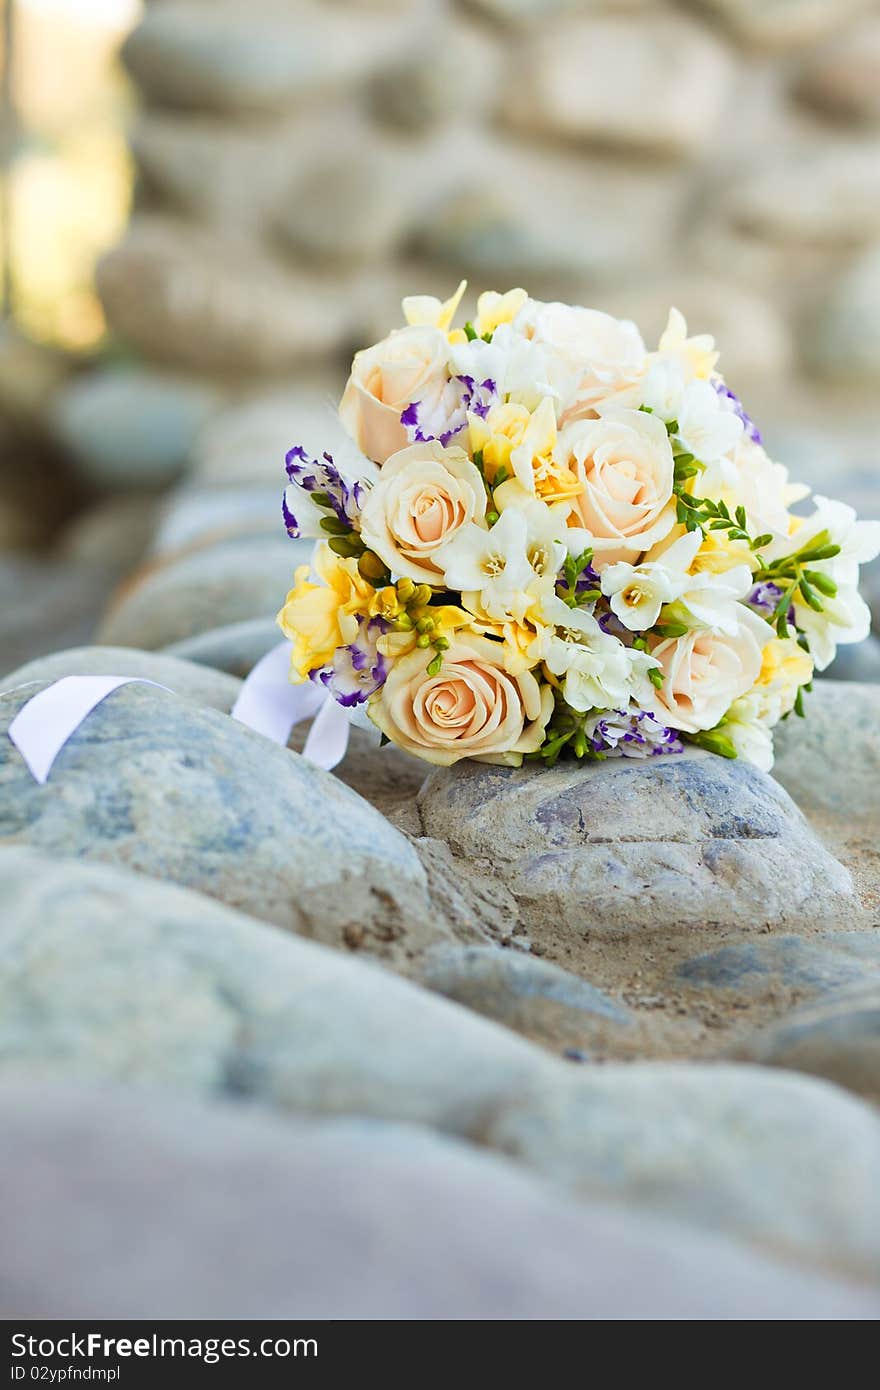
[277,283,880,771]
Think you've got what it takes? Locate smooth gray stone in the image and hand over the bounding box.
[676,936,880,998]
[0,848,549,1129]
[1,646,241,713]
[772,680,880,821]
[49,366,220,490]
[420,944,632,1051]
[739,987,880,1105]
[3,1083,876,1320]
[822,636,880,684]
[0,556,110,676]
[486,1061,880,1281]
[418,750,856,938]
[0,684,430,957]
[3,848,879,1277]
[164,618,283,678]
[97,537,308,649]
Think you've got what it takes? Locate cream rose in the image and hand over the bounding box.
[559,408,676,565]
[515,300,646,420]
[359,441,487,584]
[369,633,553,766]
[647,610,772,734]
[339,325,451,465]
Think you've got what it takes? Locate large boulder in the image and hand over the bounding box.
[97,537,306,649]
[418,750,856,941]
[487,1062,880,1281]
[3,848,880,1277]
[0,685,430,960]
[4,1083,876,1320]
[0,848,549,1127]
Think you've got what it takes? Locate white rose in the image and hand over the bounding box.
[359,441,486,585]
[339,326,451,465]
[515,300,646,420]
[648,607,772,733]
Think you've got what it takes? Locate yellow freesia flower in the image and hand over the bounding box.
[402,280,467,335]
[276,543,375,680]
[692,527,756,576]
[752,636,813,722]
[473,287,527,338]
[470,397,579,506]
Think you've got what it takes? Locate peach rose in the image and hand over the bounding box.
[369,632,554,766]
[359,441,487,585]
[559,408,676,565]
[339,325,451,465]
[647,610,772,734]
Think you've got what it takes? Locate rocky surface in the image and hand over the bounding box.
[1,645,242,712]
[417,750,857,941]
[163,618,283,678]
[0,848,538,1122]
[97,536,308,649]
[487,1063,880,1281]
[737,986,880,1105]
[508,15,733,158]
[49,366,221,491]
[4,847,880,1282]
[5,1083,877,1320]
[419,944,634,1054]
[0,685,432,961]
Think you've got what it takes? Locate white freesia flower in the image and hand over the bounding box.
[495,480,568,586]
[536,594,658,711]
[639,356,686,423]
[794,584,874,671]
[676,379,744,465]
[678,560,756,635]
[785,495,880,585]
[450,326,578,414]
[702,439,809,540]
[437,508,534,620]
[600,531,700,631]
[763,494,880,670]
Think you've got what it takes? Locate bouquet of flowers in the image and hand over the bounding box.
[277,283,880,771]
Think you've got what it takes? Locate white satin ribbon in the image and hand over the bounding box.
[7,675,171,785]
[230,640,351,770]
[5,643,353,785]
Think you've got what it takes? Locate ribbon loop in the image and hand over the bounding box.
[5,643,353,784]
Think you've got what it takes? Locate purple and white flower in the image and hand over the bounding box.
[283,447,366,539]
[746,580,784,617]
[401,375,497,449]
[311,616,389,707]
[713,380,762,444]
[583,707,684,758]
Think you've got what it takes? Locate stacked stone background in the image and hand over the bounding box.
[3,0,880,674]
[2,0,880,1319]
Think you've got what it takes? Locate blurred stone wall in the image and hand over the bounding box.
[4,0,880,676]
[99,0,880,398]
